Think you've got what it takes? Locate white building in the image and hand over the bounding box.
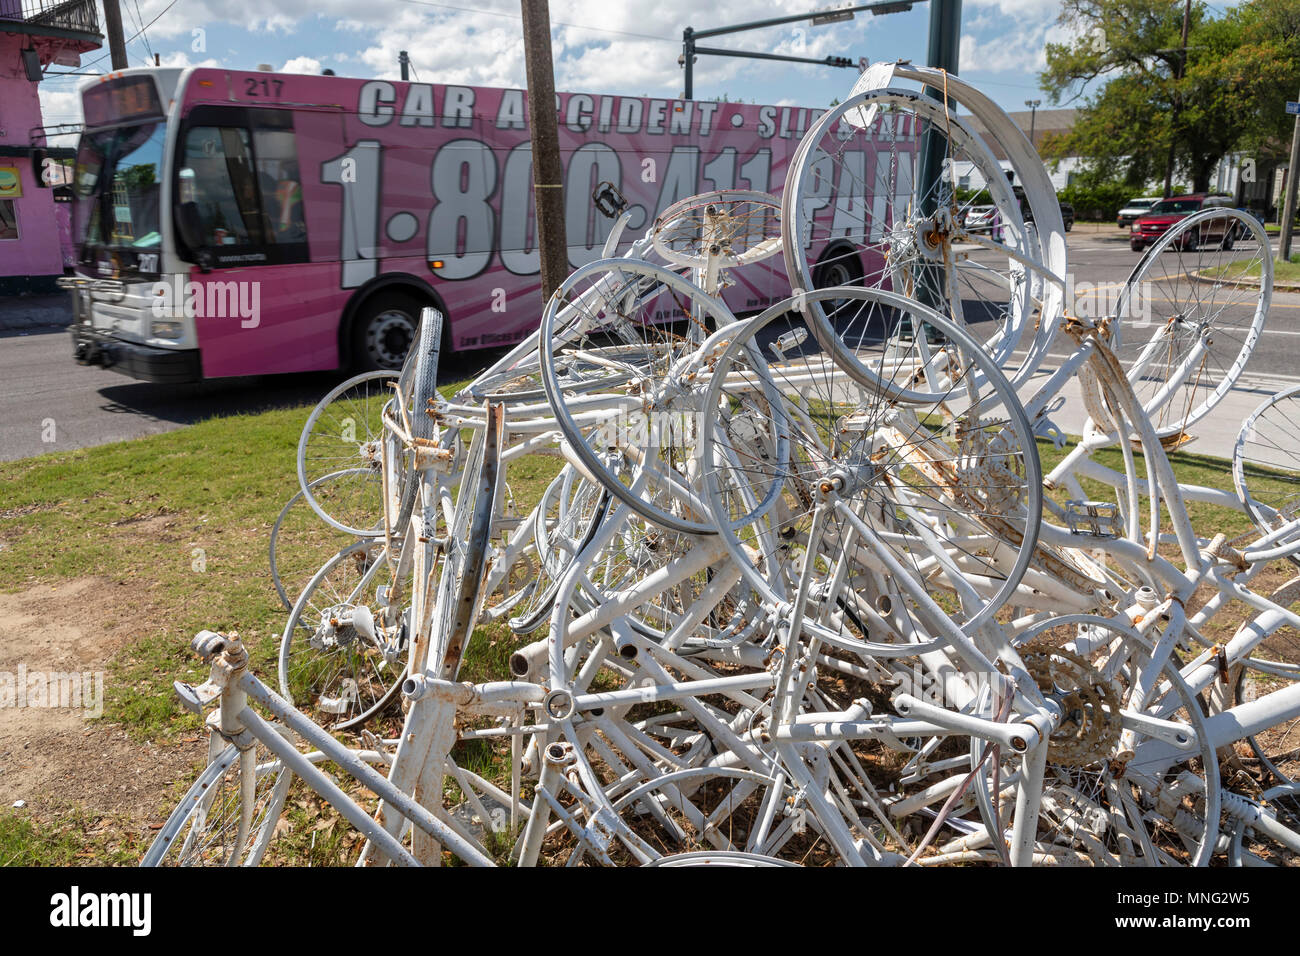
[951,108,1082,192]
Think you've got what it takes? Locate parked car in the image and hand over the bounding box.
[1232,207,1267,241]
[1059,201,1075,232]
[1117,197,1161,229]
[963,204,999,234]
[1009,185,1073,231]
[961,194,1071,234]
[1129,194,1236,252]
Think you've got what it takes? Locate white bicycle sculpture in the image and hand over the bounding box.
[148,73,1300,868]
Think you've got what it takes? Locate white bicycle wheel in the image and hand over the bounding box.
[270,469,370,611]
[297,370,396,536]
[701,287,1043,637]
[782,72,1066,388]
[506,467,611,635]
[651,190,782,270]
[1110,207,1270,439]
[539,257,737,536]
[278,539,408,730]
[975,615,1221,867]
[142,738,291,867]
[1233,384,1300,567]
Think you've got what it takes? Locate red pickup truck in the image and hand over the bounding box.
[1130,193,1236,252]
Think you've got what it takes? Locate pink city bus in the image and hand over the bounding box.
[66,67,888,382]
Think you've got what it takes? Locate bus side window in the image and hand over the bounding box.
[251,127,306,244]
[249,119,308,261]
[181,126,261,248]
[179,120,308,264]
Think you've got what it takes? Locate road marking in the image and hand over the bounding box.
[1017,362,1300,392]
[1237,374,1300,390]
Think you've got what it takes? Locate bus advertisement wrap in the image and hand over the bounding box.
[70,68,911,381]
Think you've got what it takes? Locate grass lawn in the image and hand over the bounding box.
[1201,253,1300,283]
[1272,254,1300,283]
[0,392,1294,864]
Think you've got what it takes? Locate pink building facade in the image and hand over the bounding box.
[0,0,101,294]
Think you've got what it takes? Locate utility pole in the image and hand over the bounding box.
[915,0,960,317]
[101,0,129,70]
[918,0,960,219]
[1024,99,1041,149]
[1279,88,1300,263]
[683,26,694,100]
[520,0,568,302]
[399,51,410,82]
[1162,0,1192,197]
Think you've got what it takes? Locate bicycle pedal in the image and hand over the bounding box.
[173,678,222,715]
[1064,499,1121,538]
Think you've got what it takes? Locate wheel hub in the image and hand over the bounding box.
[366,311,416,367]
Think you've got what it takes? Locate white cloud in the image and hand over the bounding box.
[110,0,885,98]
[37,87,85,136]
[125,0,299,39]
[965,0,1059,16]
[958,0,1061,75]
[961,29,1048,74]
[282,56,324,75]
[156,51,223,69]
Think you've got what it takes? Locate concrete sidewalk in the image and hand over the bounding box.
[1017,365,1290,462]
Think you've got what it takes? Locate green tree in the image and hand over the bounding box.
[1039,1,1248,195]
[1215,0,1300,169]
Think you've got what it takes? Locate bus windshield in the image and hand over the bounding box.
[74,121,166,272]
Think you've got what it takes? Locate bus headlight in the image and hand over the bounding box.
[151,320,183,339]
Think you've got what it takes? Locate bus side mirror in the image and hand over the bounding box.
[174,201,212,273]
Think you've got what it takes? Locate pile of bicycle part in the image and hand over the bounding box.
[149,64,1300,867]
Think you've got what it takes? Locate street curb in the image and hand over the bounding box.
[1189,268,1300,292]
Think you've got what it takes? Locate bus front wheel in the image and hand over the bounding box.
[352,292,425,372]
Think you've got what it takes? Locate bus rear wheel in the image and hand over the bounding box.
[352,292,426,371]
[811,246,865,316]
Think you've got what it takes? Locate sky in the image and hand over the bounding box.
[37,0,1082,138]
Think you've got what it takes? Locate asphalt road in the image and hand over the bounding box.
[0,303,490,462]
[1016,224,1300,389]
[1,225,1296,462]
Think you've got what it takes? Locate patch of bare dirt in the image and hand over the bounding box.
[108,510,179,533]
[0,578,203,821]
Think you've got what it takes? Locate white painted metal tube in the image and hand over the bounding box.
[571,671,775,712]
[237,706,419,867]
[1009,742,1049,867]
[893,694,1043,753]
[1221,791,1300,854]
[774,717,963,742]
[1135,680,1300,775]
[1241,515,1300,563]
[1182,607,1294,696]
[1071,455,1243,512]
[238,672,495,866]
